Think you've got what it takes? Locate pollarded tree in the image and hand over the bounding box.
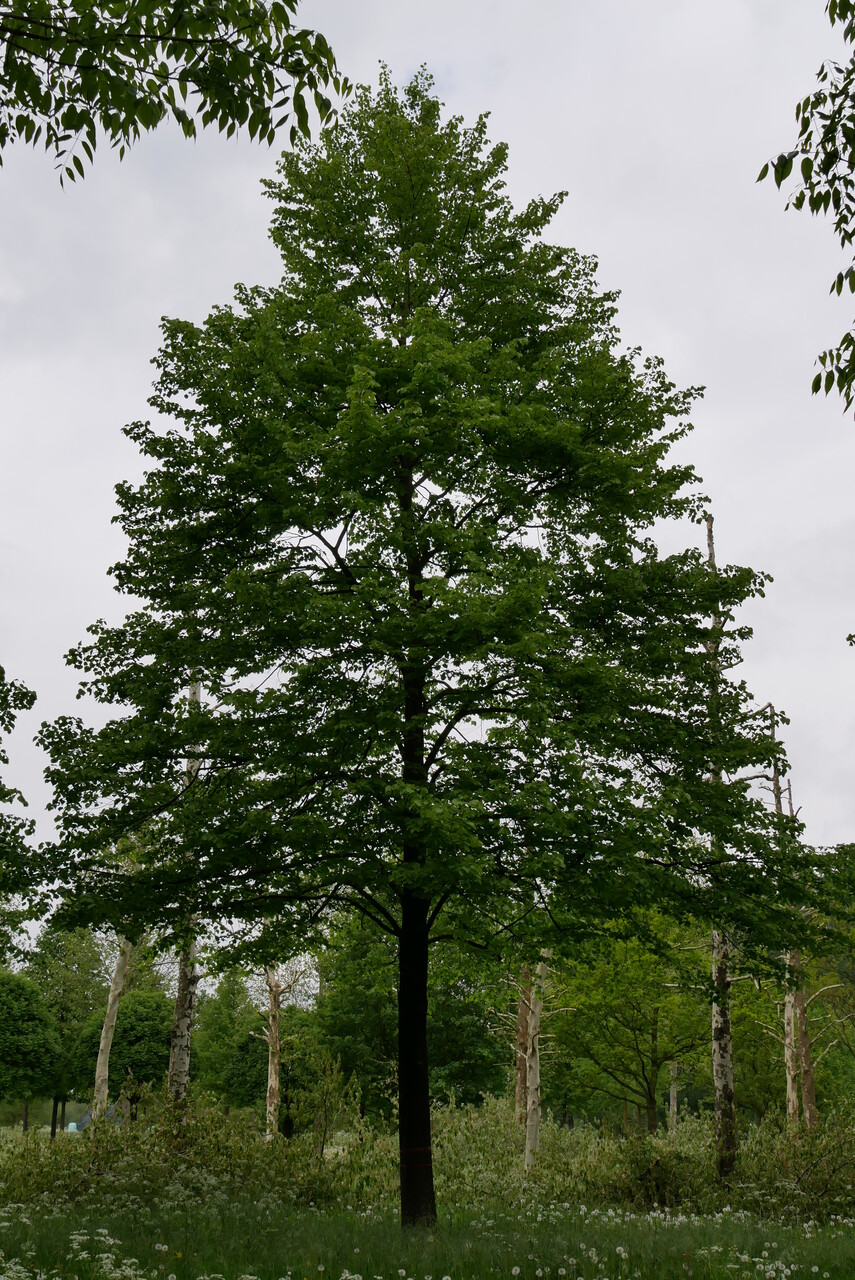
[42,71,802,1225]
[0,0,347,181]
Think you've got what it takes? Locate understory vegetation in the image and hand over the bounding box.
[4,1099,855,1277]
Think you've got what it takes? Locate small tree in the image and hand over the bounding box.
[0,969,60,1115]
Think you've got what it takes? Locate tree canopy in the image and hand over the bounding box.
[0,0,346,181]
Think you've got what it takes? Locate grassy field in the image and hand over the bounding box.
[4,1098,855,1280]
[2,1201,854,1280]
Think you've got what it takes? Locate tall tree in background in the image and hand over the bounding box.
[42,70,803,1225]
[26,926,108,1135]
[0,666,36,956]
[761,0,855,409]
[0,0,347,181]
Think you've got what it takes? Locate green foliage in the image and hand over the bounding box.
[762,0,855,410]
[74,989,172,1103]
[5,1092,855,1225]
[25,927,109,1101]
[0,0,348,181]
[41,67,797,963]
[315,922,509,1117]
[192,969,265,1107]
[544,927,711,1131]
[0,968,59,1102]
[0,666,36,952]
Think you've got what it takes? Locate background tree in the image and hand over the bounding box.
[25,926,109,1135]
[75,988,172,1107]
[41,70,804,1225]
[0,0,347,181]
[314,919,508,1119]
[0,968,60,1121]
[0,667,36,957]
[546,927,710,1134]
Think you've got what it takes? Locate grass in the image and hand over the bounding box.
[5,1098,855,1279]
[2,1201,855,1280]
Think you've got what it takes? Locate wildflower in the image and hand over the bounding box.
[512,1269,520,1276]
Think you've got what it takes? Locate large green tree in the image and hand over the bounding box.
[42,71,800,1225]
[0,0,346,180]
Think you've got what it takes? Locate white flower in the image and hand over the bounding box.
[512,1269,520,1276]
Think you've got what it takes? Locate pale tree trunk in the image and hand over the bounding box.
[265,965,282,1141]
[515,964,531,1125]
[706,518,737,1178]
[167,942,200,1102]
[668,1061,679,1131]
[784,984,800,1123]
[524,953,549,1170]
[167,681,203,1105]
[793,974,819,1129]
[711,928,737,1178]
[93,936,133,1118]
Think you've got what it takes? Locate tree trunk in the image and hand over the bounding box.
[167,941,200,1103]
[646,1005,660,1134]
[398,888,437,1226]
[712,928,737,1178]
[668,1061,679,1131]
[524,953,549,1169]
[50,1095,59,1140]
[784,985,800,1124]
[60,1097,66,1132]
[265,965,282,1141]
[22,1103,28,1133]
[515,964,531,1125]
[93,936,133,1118]
[794,981,819,1129]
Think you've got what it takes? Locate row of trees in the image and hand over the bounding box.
[6,909,855,1150]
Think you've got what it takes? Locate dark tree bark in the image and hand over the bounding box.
[59,1097,66,1132]
[22,1103,28,1132]
[50,1095,59,1140]
[398,888,436,1226]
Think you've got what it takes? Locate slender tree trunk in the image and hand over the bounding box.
[712,928,737,1178]
[646,1005,660,1135]
[794,979,819,1129]
[784,985,800,1123]
[265,965,282,1141]
[398,888,436,1226]
[669,1061,679,1130]
[93,936,133,1118]
[50,1095,59,1140]
[22,1103,28,1133]
[524,953,549,1169]
[59,1097,66,1132]
[515,964,531,1125]
[167,941,200,1103]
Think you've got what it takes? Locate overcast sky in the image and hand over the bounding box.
[1,0,853,847]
